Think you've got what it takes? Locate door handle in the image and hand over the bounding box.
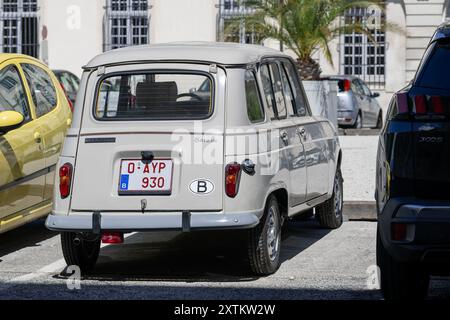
[297,128,307,140]
[280,130,288,143]
[34,132,42,144]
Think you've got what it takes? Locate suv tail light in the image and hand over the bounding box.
[225,163,241,198]
[394,92,447,119]
[391,223,408,241]
[59,163,73,199]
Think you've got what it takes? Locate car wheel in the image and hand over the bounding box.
[352,112,363,129]
[376,226,429,300]
[375,111,383,129]
[61,232,100,272]
[316,167,343,229]
[246,195,282,275]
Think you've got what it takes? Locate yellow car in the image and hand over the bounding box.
[0,54,72,234]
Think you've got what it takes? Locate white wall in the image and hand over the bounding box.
[40,0,104,77]
[150,0,218,44]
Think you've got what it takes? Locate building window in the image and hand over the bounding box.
[218,0,258,44]
[104,0,149,52]
[0,0,39,58]
[339,7,385,89]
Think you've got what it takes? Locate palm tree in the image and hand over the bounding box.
[227,0,388,80]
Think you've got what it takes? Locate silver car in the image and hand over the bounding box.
[323,76,383,129]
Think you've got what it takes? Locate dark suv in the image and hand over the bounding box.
[376,24,450,300]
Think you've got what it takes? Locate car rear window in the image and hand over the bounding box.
[417,42,450,90]
[95,72,213,120]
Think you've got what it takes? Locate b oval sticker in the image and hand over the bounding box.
[189,179,215,195]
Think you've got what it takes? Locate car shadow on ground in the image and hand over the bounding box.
[2,282,381,300]
[0,218,57,261]
[57,217,332,283]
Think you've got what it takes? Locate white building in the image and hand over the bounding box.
[1,0,449,108]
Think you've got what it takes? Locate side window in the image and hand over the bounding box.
[68,73,80,92]
[268,63,287,119]
[359,80,371,97]
[260,64,276,120]
[280,64,296,116]
[22,64,57,118]
[244,70,264,123]
[282,61,308,117]
[0,65,30,121]
[351,79,364,96]
[59,73,75,94]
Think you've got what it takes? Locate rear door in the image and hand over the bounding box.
[277,59,307,206]
[359,80,377,125]
[70,63,225,212]
[352,79,369,123]
[20,61,71,201]
[282,60,330,200]
[259,61,298,205]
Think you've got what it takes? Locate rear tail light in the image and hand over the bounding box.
[431,96,444,114]
[60,83,74,113]
[225,163,241,198]
[394,93,447,119]
[59,163,73,199]
[414,95,427,114]
[101,232,124,244]
[339,79,351,92]
[391,223,408,241]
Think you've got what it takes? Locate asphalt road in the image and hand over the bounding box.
[0,217,449,300]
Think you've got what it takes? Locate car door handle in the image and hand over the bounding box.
[297,128,306,136]
[280,131,289,143]
[34,132,42,144]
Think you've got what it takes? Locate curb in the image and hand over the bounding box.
[343,201,377,221]
[338,128,380,136]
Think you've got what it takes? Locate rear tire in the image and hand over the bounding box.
[352,112,363,129]
[246,195,282,275]
[61,232,100,272]
[377,226,429,300]
[316,168,343,229]
[375,111,383,129]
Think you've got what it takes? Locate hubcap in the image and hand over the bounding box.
[266,207,280,262]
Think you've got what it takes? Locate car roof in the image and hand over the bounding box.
[321,75,359,81]
[85,42,289,69]
[431,23,450,43]
[0,53,43,64]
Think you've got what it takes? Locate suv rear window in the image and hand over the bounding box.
[417,42,450,90]
[95,72,213,120]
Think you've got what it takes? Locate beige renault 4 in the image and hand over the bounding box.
[46,42,343,275]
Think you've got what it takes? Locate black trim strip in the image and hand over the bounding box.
[85,137,116,144]
[0,164,56,193]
